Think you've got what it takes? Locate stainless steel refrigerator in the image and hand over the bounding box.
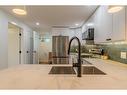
[52,36,69,64]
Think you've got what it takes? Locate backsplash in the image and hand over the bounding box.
[70,45,97,53]
[97,44,127,64]
[70,43,127,64]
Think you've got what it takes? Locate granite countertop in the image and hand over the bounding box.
[0,59,127,89]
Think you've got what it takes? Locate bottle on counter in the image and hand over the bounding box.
[100,49,108,60]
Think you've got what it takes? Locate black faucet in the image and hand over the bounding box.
[68,36,82,77]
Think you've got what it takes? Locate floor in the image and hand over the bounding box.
[0,58,127,89]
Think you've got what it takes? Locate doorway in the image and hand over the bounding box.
[8,23,22,67]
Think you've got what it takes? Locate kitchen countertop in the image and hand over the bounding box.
[0,59,127,89]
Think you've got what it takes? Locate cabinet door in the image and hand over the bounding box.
[94,6,113,43]
[101,6,113,42]
[94,6,103,43]
[112,7,126,41]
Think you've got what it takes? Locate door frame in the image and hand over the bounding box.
[8,22,23,65]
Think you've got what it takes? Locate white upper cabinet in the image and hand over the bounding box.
[87,6,126,44]
[112,7,126,41]
[94,6,103,43]
[101,6,113,42]
[94,6,113,43]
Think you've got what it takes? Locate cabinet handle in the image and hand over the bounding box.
[106,38,111,41]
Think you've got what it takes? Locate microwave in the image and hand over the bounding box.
[82,28,94,40]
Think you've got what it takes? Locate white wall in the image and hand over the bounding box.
[39,31,52,63]
[51,27,82,40]
[0,9,33,69]
[39,37,52,63]
[69,28,82,46]
[0,10,8,69]
[52,28,70,36]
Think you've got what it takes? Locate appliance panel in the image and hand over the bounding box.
[52,36,69,64]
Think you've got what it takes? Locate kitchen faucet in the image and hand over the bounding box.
[68,36,82,77]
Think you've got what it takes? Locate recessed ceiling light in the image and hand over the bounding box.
[75,23,79,26]
[12,8,27,15]
[108,6,124,13]
[36,22,40,25]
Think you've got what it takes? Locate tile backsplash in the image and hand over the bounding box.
[70,45,97,53]
[70,43,127,64]
[98,44,127,64]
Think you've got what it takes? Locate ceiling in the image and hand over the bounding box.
[0,6,98,32]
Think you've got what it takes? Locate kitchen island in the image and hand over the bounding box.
[0,59,127,89]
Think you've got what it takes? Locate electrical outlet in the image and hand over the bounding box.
[120,52,126,59]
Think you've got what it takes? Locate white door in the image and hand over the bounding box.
[8,23,21,67]
[33,31,39,64]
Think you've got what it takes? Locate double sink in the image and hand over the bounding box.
[49,66,106,75]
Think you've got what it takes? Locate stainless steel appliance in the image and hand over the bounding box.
[52,36,69,64]
[82,28,94,40]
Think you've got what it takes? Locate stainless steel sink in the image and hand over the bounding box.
[82,66,106,75]
[49,66,76,74]
[49,66,106,75]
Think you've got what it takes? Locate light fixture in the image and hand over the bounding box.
[108,6,124,13]
[36,22,40,25]
[75,23,79,26]
[12,6,27,15]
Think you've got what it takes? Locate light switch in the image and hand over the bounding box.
[120,52,126,59]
